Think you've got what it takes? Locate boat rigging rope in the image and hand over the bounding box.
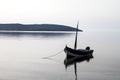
[41,49,64,59]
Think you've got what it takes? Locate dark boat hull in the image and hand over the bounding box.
[64,46,94,57]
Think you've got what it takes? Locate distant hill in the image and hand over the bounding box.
[0,24,82,31]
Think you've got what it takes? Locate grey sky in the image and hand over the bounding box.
[0,0,120,29]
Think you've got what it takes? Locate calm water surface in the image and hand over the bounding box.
[0,30,120,80]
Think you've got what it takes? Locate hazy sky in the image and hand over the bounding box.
[0,0,120,29]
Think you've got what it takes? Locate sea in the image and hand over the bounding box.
[0,29,119,80]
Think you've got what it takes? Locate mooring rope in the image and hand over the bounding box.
[41,49,64,59]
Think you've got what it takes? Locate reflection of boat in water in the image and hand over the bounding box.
[64,54,94,80]
[64,21,94,57]
[64,54,94,68]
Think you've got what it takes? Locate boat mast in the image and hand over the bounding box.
[74,21,79,80]
[74,21,79,50]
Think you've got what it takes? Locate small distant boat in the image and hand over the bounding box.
[64,22,94,58]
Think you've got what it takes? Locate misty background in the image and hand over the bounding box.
[0,0,119,30]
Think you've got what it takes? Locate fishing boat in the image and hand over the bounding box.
[64,46,94,57]
[64,22,94,58]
